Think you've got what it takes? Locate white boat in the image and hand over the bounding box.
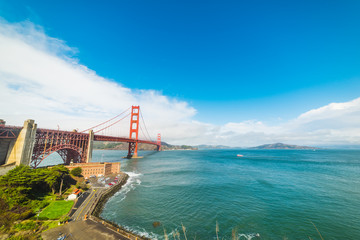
[237,154,243,157]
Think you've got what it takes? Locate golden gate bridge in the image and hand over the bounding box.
[0,106,161,168]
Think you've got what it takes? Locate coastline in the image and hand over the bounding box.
[89,173,151,240]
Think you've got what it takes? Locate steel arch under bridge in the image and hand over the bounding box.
[31,129,90,168]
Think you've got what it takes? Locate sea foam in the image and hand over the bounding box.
[110,171,142,202]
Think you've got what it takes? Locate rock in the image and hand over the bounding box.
[152,221,161,228]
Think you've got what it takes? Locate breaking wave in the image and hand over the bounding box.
[110,171,142,202]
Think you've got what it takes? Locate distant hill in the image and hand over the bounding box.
[93,141,197,151]
[160,142,198,150]
[197,145,234,149]
[250,143,318,150]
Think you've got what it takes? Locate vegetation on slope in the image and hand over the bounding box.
[0,165,82,239]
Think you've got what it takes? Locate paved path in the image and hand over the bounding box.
[41,219,130,240]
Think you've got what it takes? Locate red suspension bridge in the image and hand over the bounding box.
[0,106,161,168]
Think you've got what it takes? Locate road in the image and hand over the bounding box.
[68,191,90,218]
[70,173,120,221]
[71,189,99,221]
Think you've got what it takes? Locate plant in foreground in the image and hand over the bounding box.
[163,221,325,240]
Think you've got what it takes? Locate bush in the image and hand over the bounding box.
[59,215,69,223]
[0,197,33,231]
[7,236,27,240]
[76,181,88,190]
[70,167,82,177]
[13,221,37,231]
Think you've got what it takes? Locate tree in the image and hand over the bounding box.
[45,170,60,194]
[70,167,82,177]
[0,166,46,230]
[0,165,34,205]
[47,165,69,196]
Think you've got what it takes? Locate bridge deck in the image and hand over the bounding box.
[93,134,158,145]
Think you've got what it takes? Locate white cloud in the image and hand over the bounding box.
[1,20,360,147]
[215,98,360,146]
[296,98,360,124]
[0,20,196,143]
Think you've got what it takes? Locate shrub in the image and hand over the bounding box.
[70,167,82,177]
[13,221,37,231]
[76,181,88,190]
[59,215,69,223]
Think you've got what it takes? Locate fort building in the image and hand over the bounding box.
[65,162,121,178]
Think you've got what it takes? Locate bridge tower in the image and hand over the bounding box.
[127,106,140,158]
[157,133,161,151]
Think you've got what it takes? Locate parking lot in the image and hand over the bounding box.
[87,173,123,188]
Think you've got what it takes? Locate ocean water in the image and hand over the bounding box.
[93,149,360,240]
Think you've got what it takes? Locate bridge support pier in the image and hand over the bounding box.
[86,130,94,163]
[127,142,138,158]
[6,119,37,166]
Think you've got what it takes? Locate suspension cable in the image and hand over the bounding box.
[94,113,131,134]
[139,125,150,141]
[80,107,131,133]
[140,109,153,142]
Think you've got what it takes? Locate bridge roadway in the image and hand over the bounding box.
[33,128,158,146]
[94,134,158,145]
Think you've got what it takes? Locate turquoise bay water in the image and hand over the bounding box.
[93,149,360,240]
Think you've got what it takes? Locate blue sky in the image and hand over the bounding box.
[1,1,360,146]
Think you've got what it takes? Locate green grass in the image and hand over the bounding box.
[42,220,61,232]
[38,200,74,220]
[13,220,37,231]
